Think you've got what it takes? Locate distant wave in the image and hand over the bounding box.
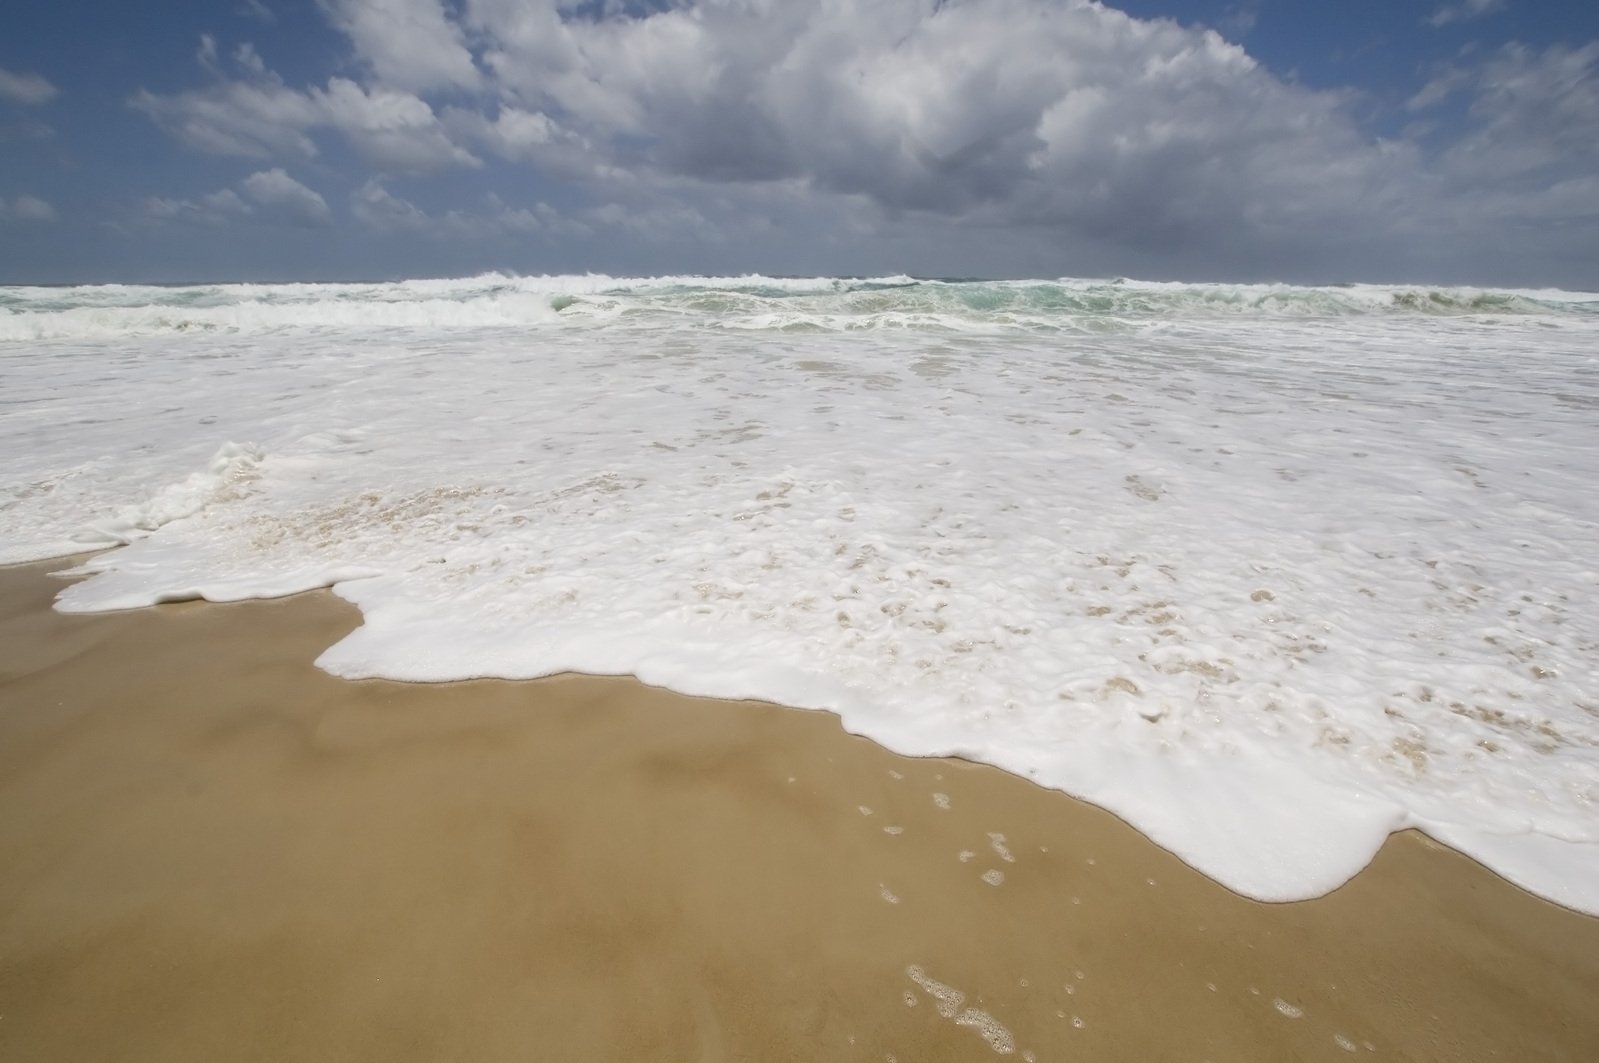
[3,273,1596,341]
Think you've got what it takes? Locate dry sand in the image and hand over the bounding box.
[2,558,1597,1062]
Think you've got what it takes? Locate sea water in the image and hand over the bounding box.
[3,275,1596,911]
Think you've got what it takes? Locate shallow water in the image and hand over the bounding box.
[3,274,1596,910]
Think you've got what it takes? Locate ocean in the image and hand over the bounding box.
[3,273,1596,912]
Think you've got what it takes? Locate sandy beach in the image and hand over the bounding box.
[2,556,1597,1062]
[9,0,1599,1053]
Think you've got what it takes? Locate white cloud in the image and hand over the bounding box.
[241,168,334,226]
[11,194,59,222]
[314,77,481,171]
[1218,3,1259,39]
[139,0,1409,243]
[134,42,478,172]
[482,192,550,234]
[239,0,278,23]
[235,43,270,81]
[131,69,321,159]
[141,170,333,228]
[126,1,1599,282]
[1414,42,1599,184]
[142,188,252,225]
[197,33,222,76]
[0,194,59,222]
[198,35,269,81]
[0,66,58,106]
[440,103,614,182]
[1427,0,1505,28]
[351,177,439,233]
[464,0,1408,248]
[353,179,587,239]
[448,105,554,160]
[321,0,480,93]
[581,199,711,241]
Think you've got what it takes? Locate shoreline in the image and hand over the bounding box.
[3,556,1598,1060]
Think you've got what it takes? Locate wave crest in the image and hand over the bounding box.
[3,273,1595,341]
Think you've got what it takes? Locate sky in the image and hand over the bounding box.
[2,0,1597,286]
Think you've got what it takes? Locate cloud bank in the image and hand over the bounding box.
[123,0,1599,283]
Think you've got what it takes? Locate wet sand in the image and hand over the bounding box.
[2,558,1597,1062]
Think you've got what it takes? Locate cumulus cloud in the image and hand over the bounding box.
[0,194,59,222]
[1427,0,1505,28]
[0,66,58,106]
[439,103,617,181]
[134,42,478,172]
[352,179,588,239]
[321,0,480,93]
[127,0,1599,281]
[483,192,559,235]
[240,168,335,225]
[131,63,320,158]
[129,0,1419,240]
[464,0,1410,249]
[1413,42,1599,185]
[317,77,482,170]
[582,199,712,241]
[142,170,333,227]
[351,177,437,232]
[198,34,269,81]
[142,188,252,226]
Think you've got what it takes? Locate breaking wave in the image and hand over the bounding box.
[3,273,1596,341]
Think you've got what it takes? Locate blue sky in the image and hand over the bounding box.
[2,0,1597,285]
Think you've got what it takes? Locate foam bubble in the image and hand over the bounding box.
[906,965,965,1018]
[954,1007,1016,1054]
[906,965,1016,1055]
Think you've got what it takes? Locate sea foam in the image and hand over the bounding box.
[3,274,1596,912]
